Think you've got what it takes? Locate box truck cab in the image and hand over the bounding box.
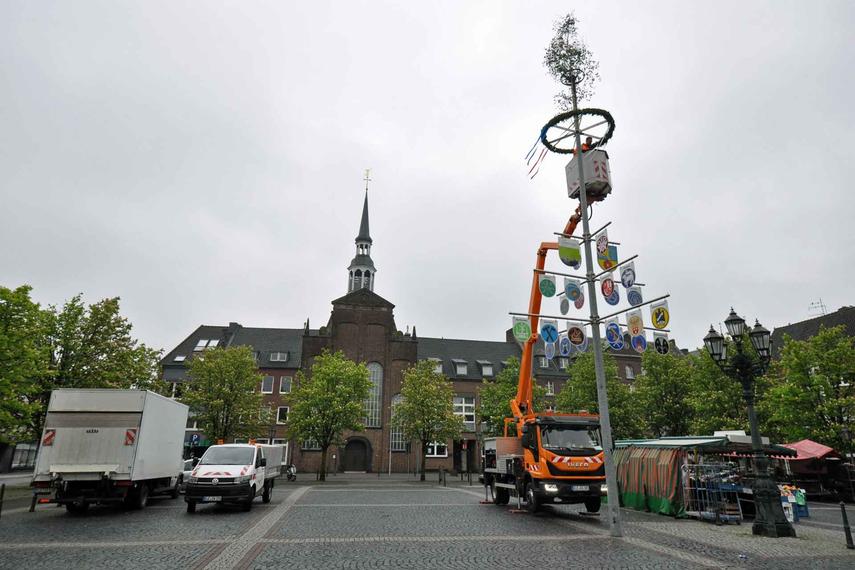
[184,443,283,513]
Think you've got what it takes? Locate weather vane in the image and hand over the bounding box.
[364,168,371,192]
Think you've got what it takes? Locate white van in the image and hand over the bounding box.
[184,443,283,513]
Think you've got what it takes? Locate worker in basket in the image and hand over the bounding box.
[569,136,594,155]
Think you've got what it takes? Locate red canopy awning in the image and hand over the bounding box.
[782,439,838,461]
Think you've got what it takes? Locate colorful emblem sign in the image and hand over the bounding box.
[560,297,570,315]
[578,334,589,353]
[596,230,609,255]
[512,316,531,343]
[544,341,556,361]
[559,334,572,357]
[601,273,615,298]
[558,236,581,269]
[564,278,582,301]
[574,290,585,310]
[567,325,586,347]
[651,300,670,330]
[540,320,559,343]
[654,332,670,354]
[620,262,636,289]
[605,320,624,350]
[631,334,647,353]
[605,288,620,306]
[539,274,556,298]
[627,310,644,336]
[627,286,643,307]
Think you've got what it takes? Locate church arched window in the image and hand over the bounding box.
[364,362,382,428]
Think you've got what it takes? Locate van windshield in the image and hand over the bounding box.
[540,426,601,452]
[200,447,254,466]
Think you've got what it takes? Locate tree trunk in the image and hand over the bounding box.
[420,440,427,482]
[319,445,328,481]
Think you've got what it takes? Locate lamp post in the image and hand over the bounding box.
[703,309,796,537]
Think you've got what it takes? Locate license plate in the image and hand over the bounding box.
[203,496,222,502]
[571,485,589,492]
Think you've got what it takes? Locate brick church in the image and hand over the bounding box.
[161,190,647,474]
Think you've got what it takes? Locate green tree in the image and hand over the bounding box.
[543,12,600,108]
[183,345,267,444]
[761,326,855,451]
[635,351,694,437]
[555,351,643,440]
[0,285,50,443]
[686,350,750,435]
[287,350,371,481]
[477,357,547,436]
[28,295,163,435]
[394,360,463,481]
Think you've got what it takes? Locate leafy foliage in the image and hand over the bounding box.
[0,286,50,443]
[394,360,463,480]
[183,345,267,443]
[477,357,546,436]
[761,326,855,451]
[635,351,694,437]
[543,12,600,108]
[555,351,643,440]
[287,350,371,481]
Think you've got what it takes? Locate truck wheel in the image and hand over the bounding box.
[66,501,89,514]
[170,479,181,499]
[132,484,149,510]
[491,481,509,505]
[186,500,196,513]
[262,481,273,503]
[525,482,540,514]
[584,496,601,513]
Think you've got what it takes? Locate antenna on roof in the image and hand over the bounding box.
[364,168,371,193]
[808,299,827,316]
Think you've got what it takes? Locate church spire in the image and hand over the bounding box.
[347,170,376,293]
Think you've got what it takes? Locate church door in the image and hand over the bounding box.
[343,439,369,472]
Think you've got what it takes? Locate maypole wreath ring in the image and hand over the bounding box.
[539,108,615,154]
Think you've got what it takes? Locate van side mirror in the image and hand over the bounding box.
[192,457,200,467]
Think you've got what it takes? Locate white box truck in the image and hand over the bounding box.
[185,443,283,513]
[31,389,188,513]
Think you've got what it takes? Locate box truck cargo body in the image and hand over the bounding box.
[32,389,188,512]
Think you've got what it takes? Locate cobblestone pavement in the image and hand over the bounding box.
[1,479,853,569]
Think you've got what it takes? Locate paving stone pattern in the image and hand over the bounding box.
[0,480,853,569]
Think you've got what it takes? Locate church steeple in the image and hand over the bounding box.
[348,171,376,293]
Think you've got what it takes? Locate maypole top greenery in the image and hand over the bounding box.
[543,12,600,108]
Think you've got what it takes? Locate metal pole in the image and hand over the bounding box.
[0,483,4,520]
[841,502,855,549]
[570,77,622,537]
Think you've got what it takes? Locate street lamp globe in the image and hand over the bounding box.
[703,326,725,362]
[724,308,747,338]
[749,319,772,359]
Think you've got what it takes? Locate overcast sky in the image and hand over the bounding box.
[2,1,854,354]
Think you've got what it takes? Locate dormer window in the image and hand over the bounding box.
[477,360,493,377]
[270,352,289,362]
[540,356,549,368]
[452,359,468,376]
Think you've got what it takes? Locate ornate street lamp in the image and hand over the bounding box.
[703,310,796,537]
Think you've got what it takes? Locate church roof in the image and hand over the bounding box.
[331,287,394,308]
[356,191,372,243]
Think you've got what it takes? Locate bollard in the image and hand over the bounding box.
[29,492,37,513]
[841,502,855,550]
[0,483,5,519]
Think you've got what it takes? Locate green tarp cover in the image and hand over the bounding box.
[614,446,686,517]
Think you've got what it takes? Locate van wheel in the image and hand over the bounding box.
[66,501,89,514]
[262,481,273,504]
[186,500,196,513]
[242,487,254,511]
[525,482,540,514]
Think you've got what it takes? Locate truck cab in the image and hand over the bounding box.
[184,443,280,513]
[483,414,606,513]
